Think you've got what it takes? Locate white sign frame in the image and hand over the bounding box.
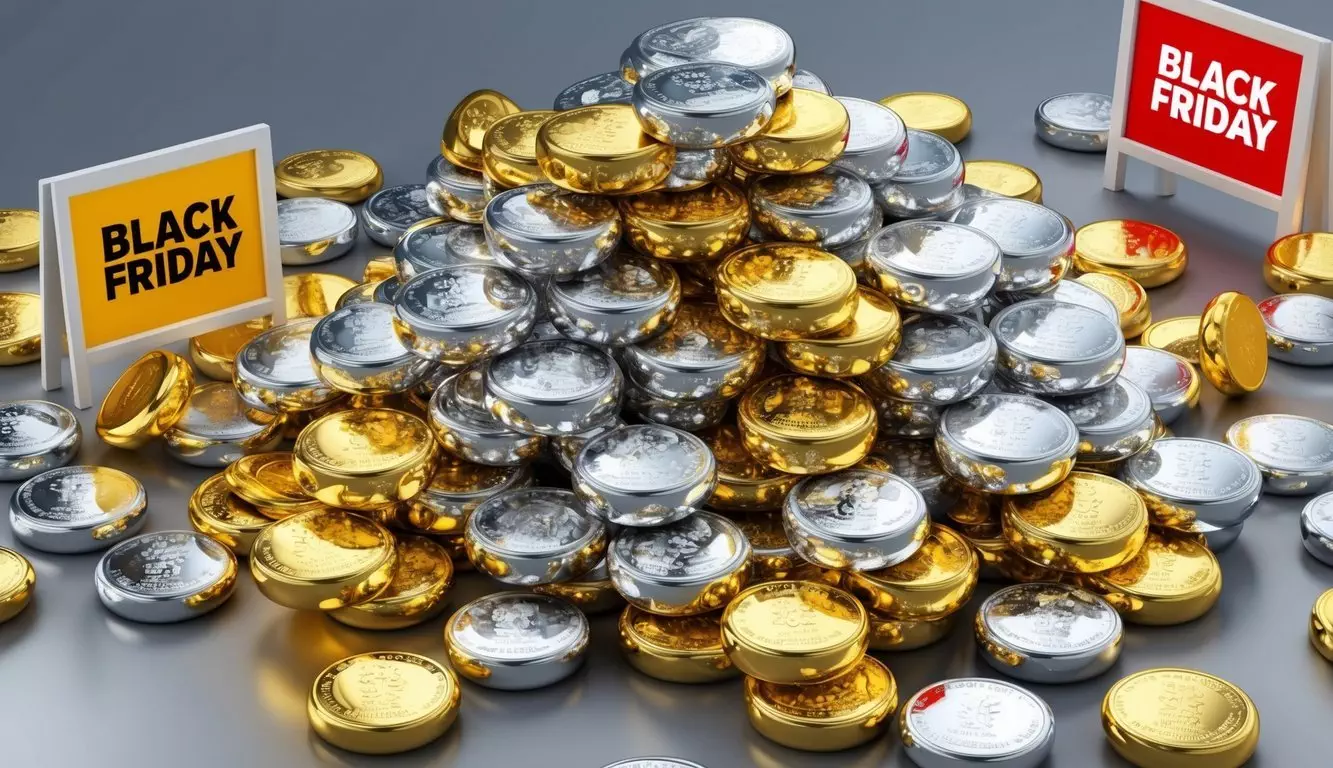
[38,124,285,409]
[1103,0,1331,237]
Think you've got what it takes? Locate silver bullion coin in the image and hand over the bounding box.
[1225,414,1333,496]
[547,252,682,346]
[991,299,1125,395]
[572,424,717,527]
[935,394,1078,495]
[392,264,537,366]
[362,184,434,247]
[335,280,379,309]
[602,759,708,768]
[834,96,909,182]
[234,319,340,413]
[1045,377,1155,462]
[1299,492,1333,565]
[949,198,1073,294]
[975,582,1122,684]
[866,220,1001,314]
[393,219,458,281]
[607,511,750,615]
[551,416,626,473]
[484,340,623,436]
[428,370,546,466]
[622,378,730,432]
[465,487,606,585]
[873,129,964,219]
[163,382,282,467]
[633,62,776,149]
[446,591,590,690]
[783,468,928,570]
[426,154,486,223]
[661,147,731,191]
[8,466,148,553]
[871,393,944,439]
[791,69,832,95]
[620,16,796,95]
[311,301,434,395]
[1123,438,1262,528]
[554,71,635,110]
[372,274,401,304]
[619,302,765,400]
[452,361,489,413]
[95,530,237,623]
[483,184,621,276]
[900,678,1055,768]
[861,313,996,405]
[276,198,357,266]
[749,167,879,248]
[1118,346,1197,425]
[1042,279,1119,325]
[0,400,81,482]
[868,437,960,519]
[1034,92,1112,153]
[1259,293,1333,366]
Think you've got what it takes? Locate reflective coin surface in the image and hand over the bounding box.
[1259,293,1333,366]
[991,299,1125,395]
[0,399,81,481]
[865,220,1001,314]
[949,198,1073,293]
[574,424,716,527]
[554,71,635,110]
[621,16,796,94]
[784,469,928,571]
[277,197,357,266]
[900,678,1055,767]
[1225,414,1333,495]
[633,62,775,149]
[95,530,238,623]
[445,591,590,690]
[1034,92,1112,152]
[1118,346,1200,425]
[362,184,434,247]
[863,313,996,405]
[975,582,1122,683]
[9,465,148,553]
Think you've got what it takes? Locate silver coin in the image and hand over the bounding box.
[861,314,996,405]
[633,62,776,149]
[621,17,796,95]
[873,129,964,219]
[1259,293,1333,366]
[900,678,1055,768]
[949,199,1073,293]
[234,319,340,413]
[428,372,546,466]
[1300,492,1333,566]
[95,531,237,623]
[607,511,750,615]
[833,97,909,182]
[311,302,434,395]
[784,469,928,570]
[661,147,732,191]
[372,274,401,304]
[554,71,635,111]
[602,759,708,768]
[868,437,959,519]
[936,394,1078,495]
[866,220,1001,314]
[1046,377,1155,462]
[362,184,434,247]
[483,184,621,276]
[551,416,626,473]
[620,302,765,400]
[1225,414,1333,496]
[426,154,486,223]
[484,340,623,436]
[0,400,81,482]
[1118,346,1197,425]
[452,361,489,413]
[623,378,730,432]
[749,167,879,248]
[393,220,460,281]
[991,299,1125,395]
[163,382,282,467]
[1034,92,1111,153]
[335,280,379,309]
[465,487,607,585]
[547,253,681,346]
[791,69,832,95]
[392,264,537,366]
[975,583,1122,684]
[1043,279,1119,324]
[572,424,716,527]
[445,591,589,690]
[1123,438,1262,528]
[871,392,944,438]
[9,465,148,553]
[276,198,357,266]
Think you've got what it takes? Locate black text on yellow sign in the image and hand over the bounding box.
[100,195,245,301]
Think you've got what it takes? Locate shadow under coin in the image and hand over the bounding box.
[459,653,590,716]
[746,727,890,768]
[307,718,460,767]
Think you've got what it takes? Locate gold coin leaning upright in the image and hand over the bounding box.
[964,160,1043,202]
[1311,588,1333,663]
[1074,219,1187,288]
[275,149,383,203]
[0,209,39,272]
[284,273,358,320]
[878,92,972,143]
[293,408,438,510]
[1141,316,1202,364]
[1102,668,1259,768]
[482,110,558,189]
[308,652,460,755]
[250,507,397,610]
[721,579,868,684]
[737,374,877,475]
[96,349,195,449]
[0,292,42,366]
[1265,231,1333,297]
[441,89,522,171]
[537,104,675,195]
[730,89,850,174]
[1199,291,1268,396]
[1002,472,1149,574]
[1076,272,1151,338]
[715,243,859,340]
[0,547,36,623]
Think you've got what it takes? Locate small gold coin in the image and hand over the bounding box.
[0,292,42,366]
[537,104,675,195]
[737,374,877,475]
[329,535,454,630]
[275,149,383,203]
[284,273,358,320]
[0,209,39,272]
[0,547,36,623]
[964,160,1042,202]
[843,524,979,620]
[483,110,557,188]
[189,317,271,381]
[721,580,868,684]
[188,472,273,556]
[293,408,438,510]
[701,422,798,513]
[224,451,323,519]
[1311,588,1333,663]
[1141,315,1202,364]
[1102,668,1259,768]
[1002,472,1149,574]
[878,92,972,143]
[1074,219,1187,287]
[1076,272,1151,338]
[1199,291,1268,396]
[733,512,799,581]
[96,349,195,449]
[250,507,397,610]
[441,89,522,171]
[716,243,859,340]
[730,89,850,174]
[619,182,751,262]
[866,613,956,652]
[364,256,396,282]
[1082,530,1221,625]
[776,287,902,377]
[618,606,737,684]
[308,652,460,755]
[1266,231,1333,297]
[744,656,898,752]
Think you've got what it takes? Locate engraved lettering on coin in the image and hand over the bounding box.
[1229,415,1333,471]
[105,532,228,596]
[20,467,141,525]
[1126,439,1257,501]
[0,402,68,452]
[906,679,1050,757]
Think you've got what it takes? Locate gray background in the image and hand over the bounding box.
[2,0,1332,765]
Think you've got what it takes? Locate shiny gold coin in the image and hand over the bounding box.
[737,375,877,475]
[482,109,557,189]
[308,652,460,755]
[188,472,273,556]
[620,182,751,262]
[1265,231,1333,297]
[329,535,454,630]
[0,547,35,623]
[1074,219,1188,288]
[364,256,397,282]
[867,613,956,652]
[224,451,323,519]
[293,408,438,511]
[776,287,902,377]
[1199,291,1267,396]
[95,349,194,449]
[1076,272,1151,338]
[733,512,799,581]
[435,534,472,572]
[0,292,42,366]
[533,573,622,615]
[1002,472,1149,574]
[1082,530,1220,625]
[964,160,1043,202]
[285,273,358,320]
[1141,316,1202,364]
[716,243,859,340]
[878,92,972,143]
[441,89,522,171]
[701,422,799,513]
[843,525,979,620]
[537,104,675,195]
[1311,588,1333,663]
[618,606,737,684]
[250,507,397,610]
[0,209,39,272]
[189,316,271,381]
[744,656,898,752]
[730,89,850,174]
[275,149,383,204]
[721,580,868,684]
[1102,668,1259,768]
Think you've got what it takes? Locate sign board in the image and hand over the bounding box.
[1103,0,1331,236]
[39,125,285,409]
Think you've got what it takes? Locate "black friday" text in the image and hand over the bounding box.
[100,196,243,301]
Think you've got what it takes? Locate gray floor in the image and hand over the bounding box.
[3,1,1333,765]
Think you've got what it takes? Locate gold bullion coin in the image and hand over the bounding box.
[730,89,850,174]
[250,507,397,610]
[1141,316,1202,364]
[96,349,194,449]
[964,160,1043,202]
[843,524,979,620]
[1199,291,1267,396]
[1001,472,1149,574]
[224,451,324,519]
[293,408,438,511]
[618,606,737,684]
[189,316,271,381]
[441,89,522,171]
[1311,588,1333,663]
[0,209,39,272]
[308,652,460,755]
[329,535,454,630]
[737,375,877,475]
[275,149,383,203]
[364,256,397,282]
[188,472,273,556]
[1074,219,1188,287]
[482,109,557,189]
[285,273,358,320]
[744,656,898,752]
[1265,231,1333,297]
[734,513,799,582]
[1102,668,1259,768]
[878,92,972,143]
[619,182,751,262]
[537,104,676,195]
[776,287,902,377]
[1076,272,1151,338]
[0,547,35,623]
[867,613,956,652]
[1082,530,1221,625]
[721,580,868,684]
[702,422,799,513]
[716,243,859,340]
[0,292,42,366]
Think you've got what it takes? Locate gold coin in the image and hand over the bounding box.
[730,89,850,174]
[188,472,273,556]
[224,452,323,519]
[250,507,397,610]
[744,656,898,752]
[533,573,623,615]
[700,422,799,513]
[328,535,454,630]
[716,243,859,340]
[776,287,902,377]
[482,110,557,189]
[964,160,1043,202]
[720,580,868,684]
[867,613,956,652]
[619,182,751,262]
[1311,588,1333,663]
[364,256,396,282]
[189,317,271,381]
[843,524,979,620]
[275,149,383,203]
[0,292,42,366]
[440,89,522,171]
[737,375,877,475]
[1001,472,1149,574]
[293,408,438,510]
[0,209,39,272]
[1265,231,1333,297]
[734,512,799,581]
[308,652,460,755]
[284,273,358,321]
[878,92,972,143]
[1141,316,1202,364]
[1076,272,1151,338]
[618,606,737,684]
[0,547,35,624]
[1199,291,1267,396]
[1102,668,1259,768]
[537,104,675,195]
[95,350,194,449]
[1082,530,1221,625]
[1074,219,1188,287]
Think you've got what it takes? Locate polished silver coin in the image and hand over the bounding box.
[1299,493,1333,566]
[551,416,626,473]
[861,314,996,405]
[0,400,81,481]
[873,129,964,219]
[277,198,357,266]
[393,219,460,281]
[464,487,606,585]
[452,361,489,413]
[866,220,1001,314]
[901,678,1055,768]
[428,372,546,466]
[871,393,944,439]
[1259,293,1333,367]
[633,62,776,149]
[869,438,959,519]
[975,583,1122,684]
[1046,377,1155,462]
[483,184,621,276]
[607,511,751,615]
[445,591,590,689]
[572,424,716,527]
[392,264,536,366]
[426,154,486,223]
[372,274,401,304]
[527,319,569,343]
[791,69,832,95]
[623,378,730,432]
[620,302,765,400]
[662,148,731,191]
[484,340,623,436]
[335,280,379,309]
[554,71,635,110]
[8,465,147,553]
[438,223,496,265]
[749,167,880,248]
[936,394,1078,495]
[1196,520,1244,551]
[949,199,1073,294]
[1034,92,1111,153]
[1043,279,1119,325]
[548,253,681,346]
[1123,438,1262,528]
[602,759,708,768]
[833,97,909,182]
[1225,414,1333,496]
[784,469,928,570]
[163,383,282,467]
[95,531,237,623]
[621,17,796,95]
[311,301,434,395]
[234,319,340,413]
[991,299,1125,395]
[1118,346,1198,425]
[362,184,434,247]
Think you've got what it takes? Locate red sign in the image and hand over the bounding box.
[1124,1,1305,196]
